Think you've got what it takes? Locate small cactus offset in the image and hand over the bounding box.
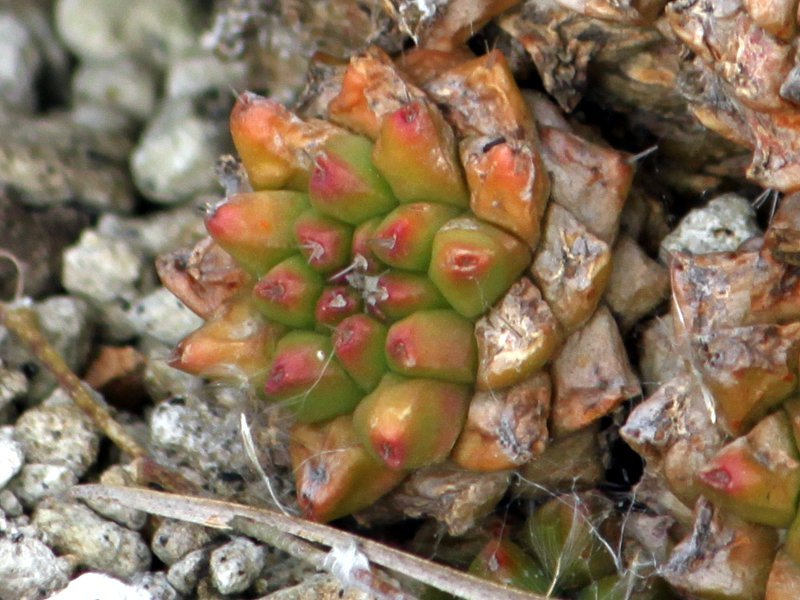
[160,38,651,599]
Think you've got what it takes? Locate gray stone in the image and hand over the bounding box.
[97,207,206,259]
[125,287,203,346]
[31,296,94,400]
[659,193,761,261]
[166,547,208,595]
[131,571,180,600]
[0,437,24,489]
[70,102,136,134]
[96,302,141,344]
[263,574,373,600]
[62,231,143,305]
[0,12,41,112]
[48,572,151,600]
[196,576,227,600]
[36,296,94,357]
[0,296,95,403]
[33,498,151,579]
[0,489,23,517]
[11,3,71,106]
[5,516,40,540]
[151,518,213,566]
[54,0,130,62]
[0,364,26,411]
[0,533,70,600]
[130,98,227,204]
[165,51,247,99]
[122,0,197,67]
[0,511,9,535]
[148,394,247,497]
[209,537,264,595]
[9,463,78,509]
[0,112,135,213]
[2,111,132,162]
[27,296,95,402]
[72,58,158,121]
[82,465,147,530]
[14,391,100,476]
[141,340,204,402]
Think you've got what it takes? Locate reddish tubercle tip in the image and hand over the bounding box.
[310,153,362,201]
[376,436,407,470]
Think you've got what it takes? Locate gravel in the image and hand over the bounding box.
[48,572,152,600]
[141,340,206,402]
[166,547,209,595]
[54,0,131,61]
[130,571,180,600]
[0,489,24,517]
[62,231,144,306]
[659,193,761,260]
[130,97,229,204]
[96,207,206,258]
[0,297,95,403]
[0,533,70,600]
[0,437,24,489]
[122,0,197,67]
[71,58,158,122]
[125,287,204,346]
[9,464,77,509]
[0,3,245,597]
[14,392,100,476]
[209,536,265,595]
[151,518,214,566]
[148,393,248,497]
[82,465,147,530]
[165,50,247,99]
[0,366,26,413]
[0,11,42,112]
[0,113,136,212]
[33,498,151,579]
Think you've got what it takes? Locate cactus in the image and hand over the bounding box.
[157,1,800,598]
[163,35,650,599]
[468,533,549,594]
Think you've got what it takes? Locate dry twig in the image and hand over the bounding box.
[71,484,559,600]
[0,302,146,458]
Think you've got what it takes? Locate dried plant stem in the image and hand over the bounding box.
[71,484,558,600]
[235,518,414,600]
[0,303,147,458]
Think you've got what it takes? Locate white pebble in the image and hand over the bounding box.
[125,287,203,346]
[130,99,225,204]
[0,535,69,599]
[14,396,100,477]
[165,51,246,99]
[0,12,41,111]
[122,0,196,67]
[54,0,130,62]
[209,537,264,595]
[47,572,151,600]
[0,438,24,490]
[34,499,151,579]
[11,463,78,509]
[72,59,157,121]
[62,231,142,305]
[659,193,760,261]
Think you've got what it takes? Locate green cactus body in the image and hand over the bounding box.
[169,44,616,533]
